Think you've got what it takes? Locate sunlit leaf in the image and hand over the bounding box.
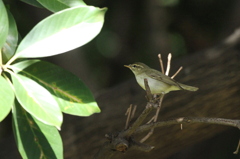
[0,1,8,49]
[58,0,86,7]
[0,75,14,121]
[10,72,62,129]
[12,101,63,159]
[13,6,107,58]
[37,0,68,12]
[2,10,18,63]
[10,60,100,116]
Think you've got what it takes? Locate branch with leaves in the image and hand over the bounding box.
[0,1,107,158]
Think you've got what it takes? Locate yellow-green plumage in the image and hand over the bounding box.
[125,62,198,94]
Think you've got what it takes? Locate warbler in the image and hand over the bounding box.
[125,62,198,94]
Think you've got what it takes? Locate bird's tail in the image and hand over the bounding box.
[178,83,199,91]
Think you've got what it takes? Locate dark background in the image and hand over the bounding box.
[1,0,240,158]
[4,0,239,93]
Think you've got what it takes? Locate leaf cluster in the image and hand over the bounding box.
[0,0,107,158]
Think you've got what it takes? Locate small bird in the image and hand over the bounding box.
[124,62,198,94]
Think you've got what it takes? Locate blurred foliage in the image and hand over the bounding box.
[3,0,239,91]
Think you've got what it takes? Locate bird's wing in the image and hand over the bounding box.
[146,69,183,89]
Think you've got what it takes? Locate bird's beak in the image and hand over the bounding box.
[124,65,130,68]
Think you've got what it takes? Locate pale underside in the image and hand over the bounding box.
[135,72,181,94]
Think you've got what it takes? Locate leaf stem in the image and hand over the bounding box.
[5,54,17,68]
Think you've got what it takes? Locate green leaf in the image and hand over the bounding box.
[14,6,107,59]
[10,60,100,116]
[58,0,86,7]
[2,9,18,63]
[10,72,63,129]
[20,0,43,8]
[0,75,14,121]
[0,1,9,49]
[12,101,63,159]
[37,0,68,12]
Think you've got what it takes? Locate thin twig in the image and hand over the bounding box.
[165,53,172,76]
[123,80,154,137]
[135,117,240,134]
[140,130,154,143]
[171,66,183,79]
[154,95,164,122]
[125,105,133,129]
[233,139,240,154]
[146,116,156,124]
[141,53,171,143]
[140,94,165,143]
[123,106,153,138]
[158,54,165,74]
[130,105,137,121]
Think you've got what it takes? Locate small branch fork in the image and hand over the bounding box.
[94,54,240,159]
[140,53,182,143]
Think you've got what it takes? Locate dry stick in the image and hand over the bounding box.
[123,79,154,138]
[171,66,183,79]
[125,105,133,129]
[154,95,164,122]
[140,94,165,143]
[171,66,183,129]
[165,53,172,76]
[140,54,173,143]
[146,116,156,124]
[233,139,240,154]
[135,117,240,134]
[152,53,173,128]
[158,54,165,74]
[130,105,137,121]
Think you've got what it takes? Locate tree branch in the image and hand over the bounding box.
[135,117,240,134]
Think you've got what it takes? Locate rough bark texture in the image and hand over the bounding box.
[0,34,240,159]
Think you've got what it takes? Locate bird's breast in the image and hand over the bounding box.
[135,73,171,94]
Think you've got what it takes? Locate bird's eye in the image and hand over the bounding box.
[132,64,137,68]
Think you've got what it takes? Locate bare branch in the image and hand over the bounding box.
[171,66,183,79]
[158,54,165,74]
[123,79,154,138]
[125,105,133,129]
[233,139,240,154]
[135,117,240,134]
[130,105,137,121]
[123,105,153,138]
[140,129,154,143]
[165,53,172,76]
[140,94,165,143]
